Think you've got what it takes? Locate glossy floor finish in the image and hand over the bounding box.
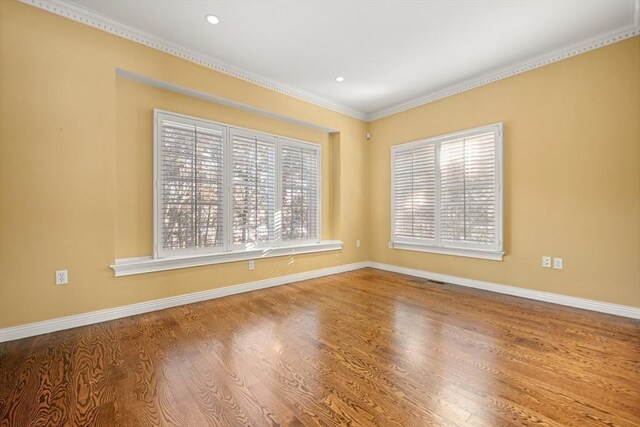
[0,268,638,426]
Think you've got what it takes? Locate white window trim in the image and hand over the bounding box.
[390,123,504,261]
[153,112,229,258]
[155,109,322,254]
[111,240,343,277]
[111,109,332,276]
[390,242,504,261]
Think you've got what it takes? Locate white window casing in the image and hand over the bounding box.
[391,123,503,260]
[154,112,227,258]
[125,109,335,276]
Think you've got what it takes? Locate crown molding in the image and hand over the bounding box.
[368,20,640,121]
[19,0,640,123]
[18,0,369,121]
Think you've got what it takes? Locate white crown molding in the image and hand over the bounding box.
[0,261,369,343]
[16,0,640,122]
[18,0,368,121]
[368,18,640,121]
[368,262,640,320]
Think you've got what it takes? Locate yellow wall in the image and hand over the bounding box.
[369,36,640,307]
[0,0,638,329]
[0,1,369,328]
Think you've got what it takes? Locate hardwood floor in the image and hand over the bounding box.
[0,268,638,426]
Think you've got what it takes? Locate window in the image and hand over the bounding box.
[280,140,320,242]
[391,123,503,260]
[155,114,226,257]
[230,129,277,247]
[154,110,322,259]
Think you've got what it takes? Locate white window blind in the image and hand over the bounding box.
[230,129,277,247]
[156,113,225,256]
[440,132,497,247]
[391,123,503,260]
[154,110,322,259]
[281,140,320,242]
[392,145,436,243]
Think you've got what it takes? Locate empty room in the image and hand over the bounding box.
[0,0,639,425]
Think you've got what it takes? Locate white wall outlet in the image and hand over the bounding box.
[553,258,563,269]
[542,256,551,268]
[356,240,361,248]
[55,270,68,285]
[248,260,255,271]
[388,241,393,249]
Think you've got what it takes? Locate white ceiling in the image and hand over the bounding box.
[57,0,638,119]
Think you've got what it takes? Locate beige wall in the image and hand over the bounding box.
[369,36,640,307]
[0,0,638,330]
[0,1,369,328]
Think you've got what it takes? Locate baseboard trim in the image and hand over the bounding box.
[0,262,369,343]
[367,262,640,320]
[2,260,637,342]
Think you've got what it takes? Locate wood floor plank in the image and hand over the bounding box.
[1,268,638,426]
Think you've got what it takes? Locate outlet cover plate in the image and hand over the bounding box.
[553,258,563,269]
[56,270,68,285]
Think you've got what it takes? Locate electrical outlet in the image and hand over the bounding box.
[388,241,393,249]
[248,260,255,271]
[356,240,361,248]
[553,258,563,270]
[542,256,551,268]
[55,270,68,285]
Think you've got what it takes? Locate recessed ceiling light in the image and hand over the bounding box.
[205,14,220,25]
[335,76,345,82]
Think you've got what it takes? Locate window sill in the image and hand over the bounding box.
[111,240,343,277]
[392,242,504,261]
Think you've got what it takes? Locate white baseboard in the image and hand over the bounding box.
[2,260,637,342]
[367,262,640,320]
[0,262,369,343]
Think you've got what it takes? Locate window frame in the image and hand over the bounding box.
[153,109,322,260]
[153,111,229,258]
[228,126,279,251]
[390,123,504,261]
[278,137,322,247]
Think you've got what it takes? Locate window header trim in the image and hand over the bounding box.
[391,122,502,152]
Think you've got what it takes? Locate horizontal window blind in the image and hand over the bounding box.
[392,145,436,242]
[231,130,277,246]
[157,114,225,255]
[440,132,496,246]
[391,123,502,257]
[155,110,322,258]
[195,126,225,248]
[281,142,320,241]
